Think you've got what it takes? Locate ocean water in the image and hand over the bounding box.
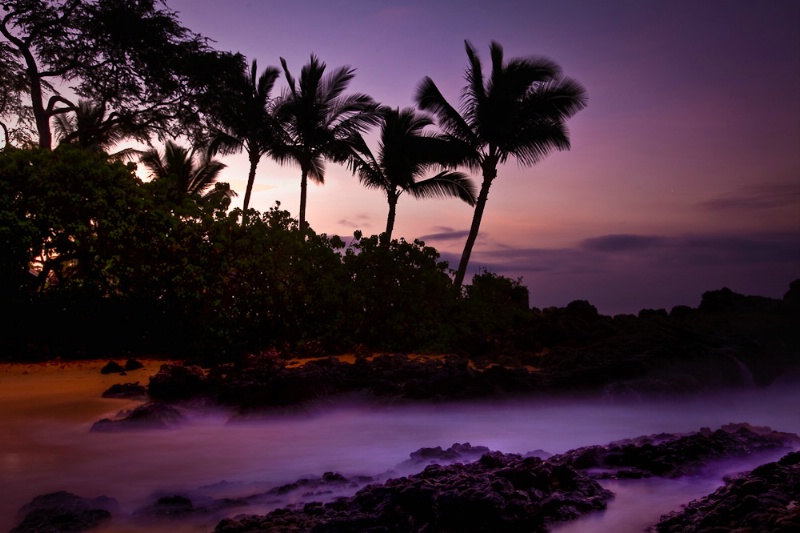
[1,362,798,532]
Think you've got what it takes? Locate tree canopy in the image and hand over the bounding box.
[0,0,240,149]
[416,40,587,288]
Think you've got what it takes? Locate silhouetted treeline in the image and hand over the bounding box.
[1,146,798,365]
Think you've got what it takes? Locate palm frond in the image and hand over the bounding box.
[406,171,476,205]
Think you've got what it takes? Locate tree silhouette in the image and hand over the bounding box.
[140,140,234,204]
[416,41,587,289]
[53,99,148,160]
[275,54,379,231]
[208,59,282,214]
[348,107,475,242]
[0,0,231,149]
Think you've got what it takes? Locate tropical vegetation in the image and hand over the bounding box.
[416,40,588,288]
[347,107,476,242]
[275,54,380,230]
[0,1,590,362]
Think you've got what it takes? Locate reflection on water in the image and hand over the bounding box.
[0,362,798,532]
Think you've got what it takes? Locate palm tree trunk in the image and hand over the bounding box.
[454,167,496,290]
[299,167,309,231]
[242,153,259,213]
[384,193,398,244]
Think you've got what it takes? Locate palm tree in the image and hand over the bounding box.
[416,41,587,289]
[54,99,149,160]
[275,54,380,230]
[139,140,234,204]
[208,59,282,213]
[348,107,476,242]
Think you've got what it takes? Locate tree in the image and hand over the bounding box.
[53,98,148,159]
[139,140,234,204]
[208,58,282,214]
[275,54,379,230]
[0,40,34,147]
[348,107,476,242]
[0,0,234,149]
[416,41,587,289]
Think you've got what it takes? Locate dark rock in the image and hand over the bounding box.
[133,495,194,519]
[552,423,798,479]
[653,450,800,532]
[213,448,612,532]
[101,382,147,399]
[400,442,491,469]
[100,361,125,374]
[91,402,184,431]
[124,358,144,370]
[148,364,208,402]
[11,491,116,533]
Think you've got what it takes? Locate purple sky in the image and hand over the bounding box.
[168,0,800,314]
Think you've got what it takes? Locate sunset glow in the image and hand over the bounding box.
[167,0,799,313]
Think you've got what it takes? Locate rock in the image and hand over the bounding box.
[90,402,184,431]
[653,450,800,532]
[400,442,491,469]
[212,449,612,532]
[551,424,798,479]
[124,358,144,370]
[148,364,208,402]
[11,491,116,533]
[133,495,194,519]
[101,382,147,399]
[100,361,125,374]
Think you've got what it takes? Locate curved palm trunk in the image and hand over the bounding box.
[299,167,309,231]
[384,192,399,244]
[242,153,259,214]
[453,164,497,290]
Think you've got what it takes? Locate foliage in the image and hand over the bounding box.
[205,58,283,213]
[274,54,380,229]
[0,0,239,148]
[416,41,587,288]
[139,140,234,204]
[342,232,458,351]
[0,40,34,147]
[347,107,475,242]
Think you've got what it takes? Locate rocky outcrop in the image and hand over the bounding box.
[99,360,125,374]
[11,491,116,533]
[147,364,208,402]
[214,451,612,532]
[90,402,184,431]
[101,382,147,399]
[552,423,798,479]
[653,450,800,532]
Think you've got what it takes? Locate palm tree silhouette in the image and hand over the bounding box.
[54,99,149,160]
[208,59,282,214]
[416,41,587,289]
[275,54,379,231]
[140,140,234,204]
[348,107,476,242]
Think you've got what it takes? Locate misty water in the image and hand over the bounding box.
[1,363,798,532]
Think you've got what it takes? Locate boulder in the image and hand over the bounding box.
[91,402,184,432]
[11,491,116,533]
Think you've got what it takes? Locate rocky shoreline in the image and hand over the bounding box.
[10,424,798,532]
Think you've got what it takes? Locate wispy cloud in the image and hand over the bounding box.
[580,234,668,252]
[338,214,373,230]
[418,228,471,242]
[469,231,800,276]
[699,184,800,211]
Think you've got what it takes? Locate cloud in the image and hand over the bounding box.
[463,231,800,278]
[337,214,372,230]
[418,228,471,242]
[580,234,667,252]
[699,183,800,211]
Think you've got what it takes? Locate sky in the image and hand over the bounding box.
[166,0,800,315]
